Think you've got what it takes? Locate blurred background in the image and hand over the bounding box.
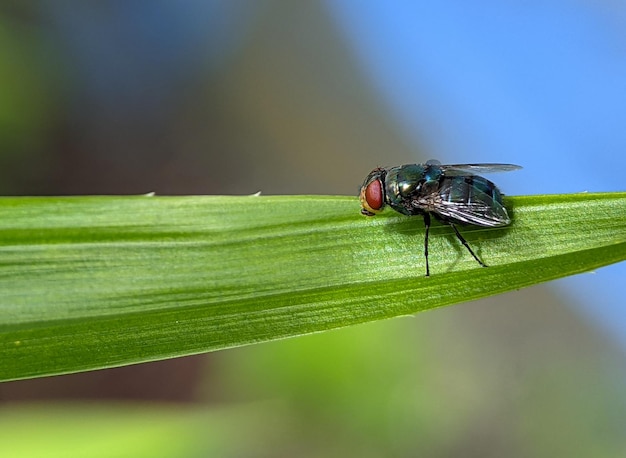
[1,1,626,456]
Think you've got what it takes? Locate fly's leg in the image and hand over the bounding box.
[423,213,431,277]
[450,223,487,268]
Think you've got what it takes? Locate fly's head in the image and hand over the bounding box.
[359,168,387,216]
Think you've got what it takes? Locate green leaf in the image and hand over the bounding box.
[1,192,625,381]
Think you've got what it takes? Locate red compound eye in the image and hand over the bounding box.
[365,179,383,210]
[360,178,384,216]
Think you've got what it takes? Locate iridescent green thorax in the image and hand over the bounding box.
[385,164,443,215]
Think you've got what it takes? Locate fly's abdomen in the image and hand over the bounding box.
[439,175,500,204]
[437,175,509,226]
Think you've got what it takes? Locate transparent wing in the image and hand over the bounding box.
[432,198,511,227]
[412,185,511,227]
[439,163,522,174]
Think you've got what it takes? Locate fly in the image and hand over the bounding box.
[359,159,521,276]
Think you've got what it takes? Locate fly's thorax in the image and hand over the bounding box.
[384,164,443,214]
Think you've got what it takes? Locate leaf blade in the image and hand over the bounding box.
[1,192,625,381]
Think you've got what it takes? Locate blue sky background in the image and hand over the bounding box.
[326,1,626,347]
